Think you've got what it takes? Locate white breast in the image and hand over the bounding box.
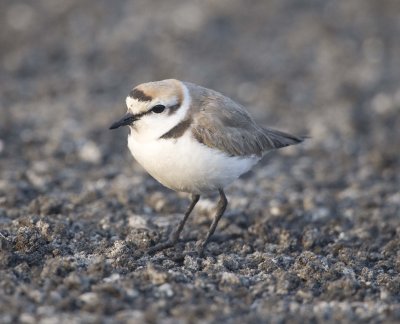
[127,131,259,194]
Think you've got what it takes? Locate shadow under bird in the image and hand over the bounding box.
[110,79,306,256]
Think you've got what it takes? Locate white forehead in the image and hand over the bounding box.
[125,96,150,114]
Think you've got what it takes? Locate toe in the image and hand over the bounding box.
[195,241,206,257]
[147,241,174,255]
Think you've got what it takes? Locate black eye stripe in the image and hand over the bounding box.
[133,111,148,119]
[130,103,174,120]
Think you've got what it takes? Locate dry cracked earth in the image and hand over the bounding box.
[0,0,399,323]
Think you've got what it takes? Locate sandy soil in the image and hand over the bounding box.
[0,0,399,323]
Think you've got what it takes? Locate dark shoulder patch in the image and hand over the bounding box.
[160,119,192,139]
[129,89,152,102]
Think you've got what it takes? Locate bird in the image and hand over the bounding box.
[109,79,305,256]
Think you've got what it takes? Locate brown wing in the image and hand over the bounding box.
[186,82,304,157]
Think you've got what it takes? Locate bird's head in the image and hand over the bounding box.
[109,79,190,139]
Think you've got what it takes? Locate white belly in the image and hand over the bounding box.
[127,132,259,194]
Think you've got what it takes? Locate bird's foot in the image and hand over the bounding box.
[147,241,175,255]
[195,240,207,257]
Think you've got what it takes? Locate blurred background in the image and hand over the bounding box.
[1,0,399,178]
[0,0,399,322]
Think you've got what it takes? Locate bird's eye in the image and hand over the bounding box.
[151,105,166,113]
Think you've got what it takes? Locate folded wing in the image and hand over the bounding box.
[187,83,305,157]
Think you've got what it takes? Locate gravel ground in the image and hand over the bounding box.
[1,0,399,323]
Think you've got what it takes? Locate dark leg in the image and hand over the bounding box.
[196,189,228,256]
[147,193,200,254]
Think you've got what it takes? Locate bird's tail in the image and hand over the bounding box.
[261,127,308,149]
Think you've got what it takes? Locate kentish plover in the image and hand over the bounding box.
[110,79,305,256]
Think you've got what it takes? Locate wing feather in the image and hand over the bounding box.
[186,82,305,157]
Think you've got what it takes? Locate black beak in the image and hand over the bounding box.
[109,112,136,130]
